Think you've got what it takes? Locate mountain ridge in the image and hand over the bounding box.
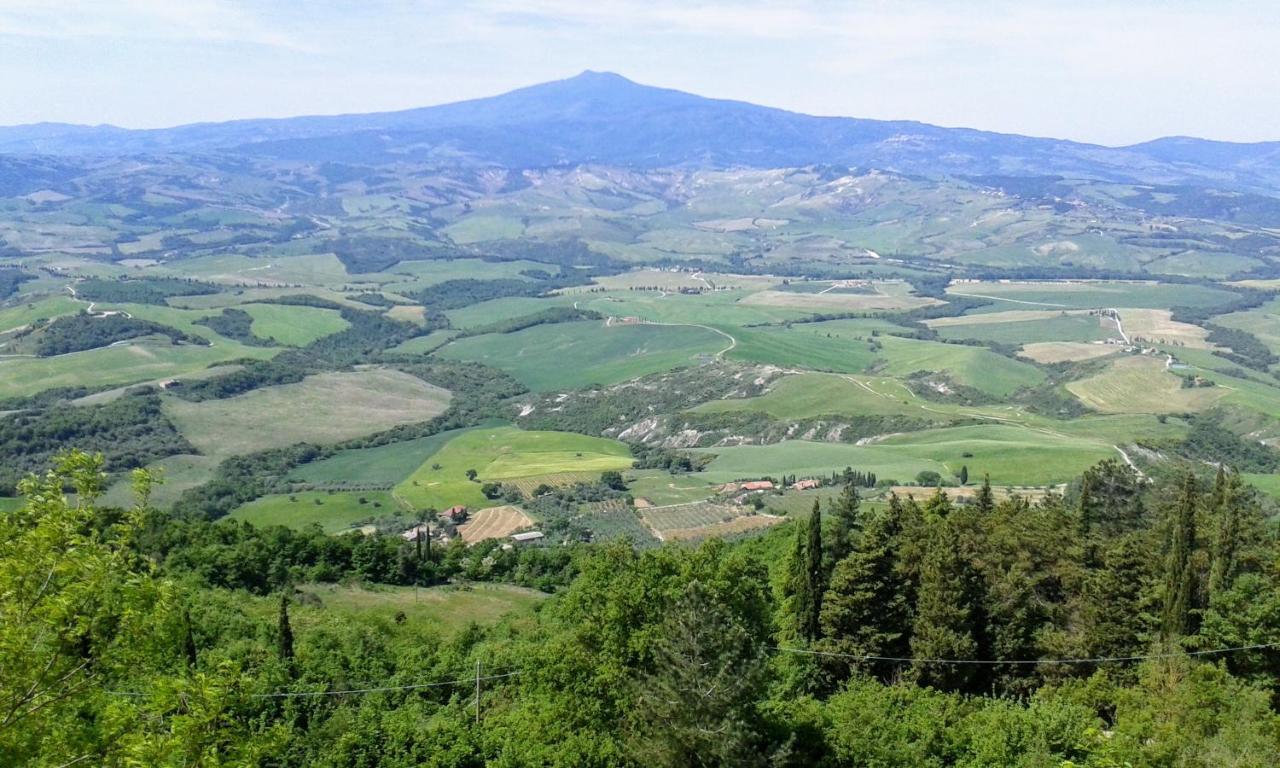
[2,71,1278,192]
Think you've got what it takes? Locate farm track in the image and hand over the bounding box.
[947,290,1070,308]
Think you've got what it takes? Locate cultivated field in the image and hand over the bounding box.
[0,339,279,400]
[1066,355,1229,414]
[1118,309,1212,348]
[457,505,534,543]
[288,426,485,487]
[740,286,940,312]
[437,320,726,391]
[639,501,780,541]
[165,369,451,458]
[505,472,601,496]
[394,426,633,511]
[1019,342,1120,363]
[947,280,1239,311]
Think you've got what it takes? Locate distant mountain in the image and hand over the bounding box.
[2,71,1278,192]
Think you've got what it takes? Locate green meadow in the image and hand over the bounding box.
[436,320,725,391]
[394,426,633,511]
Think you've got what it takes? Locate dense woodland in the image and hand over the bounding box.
[3,450,1279,766]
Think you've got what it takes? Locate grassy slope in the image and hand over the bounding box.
[394,426,633,511]
[288,425,495,486]
[228,490,401,532]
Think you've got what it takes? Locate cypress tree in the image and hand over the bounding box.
[802,499,825,640]
[975,474,994,515]
[959,465,969,486]
[180,606,198,669]
[278,594,295,668]
[1161,472,1199,641]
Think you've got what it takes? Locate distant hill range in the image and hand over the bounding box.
[3,71,1279,192]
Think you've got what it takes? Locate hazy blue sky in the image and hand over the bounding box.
[2,0,1277,145]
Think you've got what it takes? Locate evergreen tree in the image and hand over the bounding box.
[278,594,295,668]
[1161,472,1200,641]
[628,580,768,767]
[975,474,994,515]
[959,465,969,485]
[820,506,910,683]
[826,483,861,568]
[910,508,986,692]
[1208,469,1248,598]
[789,500,825,642]
[1082,534,1151,658]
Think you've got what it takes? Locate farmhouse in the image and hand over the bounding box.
[790,479,820,491]
[511,531,545,544]
[440,505,468,524]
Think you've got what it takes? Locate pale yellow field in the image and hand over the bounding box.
[1018,342,1120,364]
[1066,355,1227,414]
[740,289,941,312]
[385,304,427,324]
[165,369,450,458]
[927,309,1092,328]
[1118,308,1212,349]
[457,505,534,544]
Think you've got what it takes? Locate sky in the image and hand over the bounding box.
[2,0,1278,146]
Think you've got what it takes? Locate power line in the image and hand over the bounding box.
[108,671,521,700]
[771,641,1280,666]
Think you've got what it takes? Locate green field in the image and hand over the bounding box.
[227,490,401,532]
[950,281,1238,312]
[100,454,219,510]
[873,336,1045,397]
[394,426,633,511]
[292,582,548,635]
[725,325,881,372]
[389,330,459,355]
[436,320,725,391]
[0,340,279,399]
[445,296,577,330]
[697,419,1120,486]
[0,294,81,332]
[240,303,350,346]
[289,425,495,486]
[165,369,451,459]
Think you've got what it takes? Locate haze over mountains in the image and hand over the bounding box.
[3,71,1279,192]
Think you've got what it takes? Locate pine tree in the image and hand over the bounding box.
[909,511,986,692]
[1161,472,1199,641]
[820,506,910,683]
